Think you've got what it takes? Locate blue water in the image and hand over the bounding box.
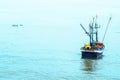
[0,0,120,80]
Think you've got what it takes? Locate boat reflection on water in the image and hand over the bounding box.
[81,58,100,73]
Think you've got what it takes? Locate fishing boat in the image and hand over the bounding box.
[80,16,111,58]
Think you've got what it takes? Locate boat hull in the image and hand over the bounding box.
[81,50,103,58]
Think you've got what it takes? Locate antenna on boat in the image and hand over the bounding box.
[102,17,112,42]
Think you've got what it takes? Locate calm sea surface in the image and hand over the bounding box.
[0,0,120,80]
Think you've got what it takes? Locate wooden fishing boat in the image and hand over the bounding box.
[81,42,105,58]
[80,16,111,58]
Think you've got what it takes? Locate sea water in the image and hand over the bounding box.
[0,0,120,80]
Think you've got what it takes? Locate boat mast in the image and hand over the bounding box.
[80,17,96,46]
[95,15,99,42]
[80,16,102,46]
[89,17,95,46]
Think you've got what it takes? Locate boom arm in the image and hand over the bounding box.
[80,24,90,36]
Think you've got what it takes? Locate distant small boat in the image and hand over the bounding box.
[12,24,19,27]
[80,16,111,58]
[12,24,23,27]
[19,24,23,26]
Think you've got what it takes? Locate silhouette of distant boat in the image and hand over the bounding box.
[12,24,23,27]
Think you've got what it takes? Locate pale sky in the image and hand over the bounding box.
[0,0,119,26]
[0,0,119,14]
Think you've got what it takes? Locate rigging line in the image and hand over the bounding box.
[102,17,112,42]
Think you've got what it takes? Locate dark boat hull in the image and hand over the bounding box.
[81,50,103,58]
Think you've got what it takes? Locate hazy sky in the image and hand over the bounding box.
[0,0,119,26]
[0,0,119,12]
